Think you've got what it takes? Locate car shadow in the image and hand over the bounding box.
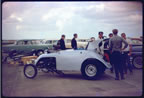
[36,72,114,81]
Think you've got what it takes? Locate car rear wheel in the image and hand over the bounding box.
[132,56,142,69]
[81,61,102,80]
[24,64,37,79]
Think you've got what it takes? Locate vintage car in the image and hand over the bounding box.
[24,40,112,80]
[2,40,53,57]
[128,38,142,69]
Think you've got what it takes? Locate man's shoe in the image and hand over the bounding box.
[121,77,125,80]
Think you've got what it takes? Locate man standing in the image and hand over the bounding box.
[103,33,114,73]
[71,33,78,49]
[97,31,104,54]
[90,37,95,42]
[109,29,128,80]
[57,35,66,50]
[121,33,133,74]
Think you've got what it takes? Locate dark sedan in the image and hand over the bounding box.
[128,38,142,69]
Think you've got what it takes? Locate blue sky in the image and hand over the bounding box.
[2,2,143,40]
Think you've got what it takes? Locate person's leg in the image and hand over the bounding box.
[112,51,119,80]
[119,52,125,79]
[126,53,133,73]
[114,64,119,80]
[108,51,114,73]
[110,65,113,73]
[121,53,127,74]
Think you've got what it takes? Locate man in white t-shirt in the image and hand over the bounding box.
[121,33,133,74]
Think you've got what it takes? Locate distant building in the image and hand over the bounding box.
[2,40,16,45]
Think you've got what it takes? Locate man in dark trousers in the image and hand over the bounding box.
[71,33,78,49]
[57,35,66,50]
[109,29,128,80]
[121,33,133,74]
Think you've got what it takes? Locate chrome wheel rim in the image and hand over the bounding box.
[85,64,97,77]
[25,66,35,77]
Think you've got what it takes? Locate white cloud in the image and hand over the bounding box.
[56,20,64,31]
[87,3,105,11]
[41,10,58,21]
[16,25,22,30]
[129,14,142,22]
[2,2,143,40]
[17,17,23,22]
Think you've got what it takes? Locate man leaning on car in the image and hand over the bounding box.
[71,33,78,49]
[109,29,128,80]
[57,35,66,50]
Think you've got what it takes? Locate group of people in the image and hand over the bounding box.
[57,29,133,80]
[96,29,133,80]
[57,33,78,50]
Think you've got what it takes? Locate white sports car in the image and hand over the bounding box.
[24,40,112,80]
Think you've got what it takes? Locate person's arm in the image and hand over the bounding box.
[71,39,74,48]
[104,40,109,48]
[99,41,103,48]
[109,39,112,52]
[63,41,66,50]
[59,40,63,49]
[121,38,128,50]
[75,40,77,49]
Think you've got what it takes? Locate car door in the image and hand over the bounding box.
[56,50,86,71]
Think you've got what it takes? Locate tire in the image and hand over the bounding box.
[132,56,142,69]
[81,61,103,80]
[36,50,44,56]
[24,64,37,79]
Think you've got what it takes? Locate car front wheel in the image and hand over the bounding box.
[24,64,37,79]
[132,56,142,69]
[81,61,102,80]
